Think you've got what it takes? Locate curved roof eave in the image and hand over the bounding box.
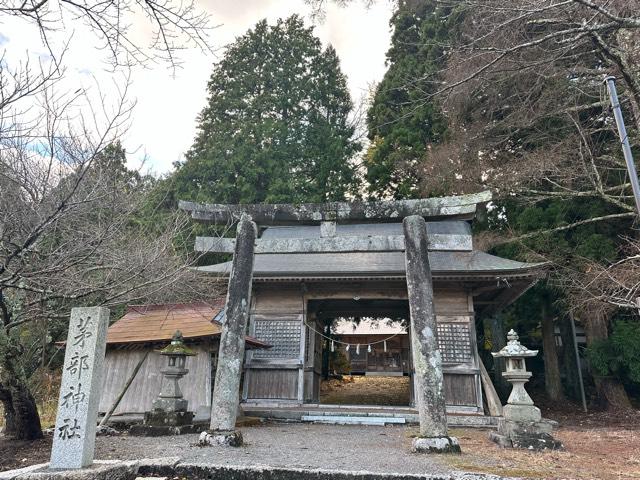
[195,251,549,281]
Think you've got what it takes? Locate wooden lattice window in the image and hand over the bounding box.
[252,320,301,360]
[437,323,472,364]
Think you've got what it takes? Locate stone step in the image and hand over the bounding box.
[302,415,406,425]
[243,407,499,428]
[136,461,507,480]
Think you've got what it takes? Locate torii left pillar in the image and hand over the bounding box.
[200,214,257,447]
[404,215,460,454]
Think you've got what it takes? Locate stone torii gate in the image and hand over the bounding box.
[187,193,490,452]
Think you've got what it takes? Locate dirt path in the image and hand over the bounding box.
[320,375,411,406]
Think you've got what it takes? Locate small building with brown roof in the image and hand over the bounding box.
[98,301,268,417]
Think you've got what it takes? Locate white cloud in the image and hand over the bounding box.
[1,1,393,175]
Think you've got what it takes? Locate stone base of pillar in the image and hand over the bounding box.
[198,429,243,447]
[489,418,563,451]
[411,436,461,454]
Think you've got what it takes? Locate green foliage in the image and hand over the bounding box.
[489,197,620,265]
[176,15,360,205]
[498,283,562,346]
[486,196,622,355]
[365,1,462,199]
[587,320,640,385]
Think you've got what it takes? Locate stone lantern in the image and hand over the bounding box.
[489,329,563,450]
[493,329,539,422]
[152,330,195,413]
[131,330,200,436]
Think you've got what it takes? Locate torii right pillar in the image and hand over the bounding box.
[403,215,461,453]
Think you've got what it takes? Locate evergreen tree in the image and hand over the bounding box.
[365,1,460,199]
[176,15,360,205]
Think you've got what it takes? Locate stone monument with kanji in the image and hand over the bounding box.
[50,307,109,469]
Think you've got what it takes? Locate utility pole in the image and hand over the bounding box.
[604,76,640,216]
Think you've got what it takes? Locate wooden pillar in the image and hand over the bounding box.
[403,215,460,453]
[201,214,257,447]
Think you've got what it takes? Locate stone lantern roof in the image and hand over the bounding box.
[158,330,196,356]
[492,329,539,358]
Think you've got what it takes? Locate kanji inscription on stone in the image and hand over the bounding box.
[50,307,109,470]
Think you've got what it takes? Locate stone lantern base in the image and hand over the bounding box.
[129,409,205,436]
[489,417,563,451]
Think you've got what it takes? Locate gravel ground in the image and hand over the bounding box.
[94,423,455,476]
[6,412,640,478]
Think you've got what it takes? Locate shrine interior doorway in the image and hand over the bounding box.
[305,299,413,407]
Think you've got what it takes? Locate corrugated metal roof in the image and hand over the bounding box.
[105,301,268,348]
[197,251,546,278]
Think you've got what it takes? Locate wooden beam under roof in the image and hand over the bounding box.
[179,191,492,225]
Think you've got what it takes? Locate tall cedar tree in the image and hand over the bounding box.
[365,1,458,199]
[176,15,360,205]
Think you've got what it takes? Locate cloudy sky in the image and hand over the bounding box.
[1,1,394,175]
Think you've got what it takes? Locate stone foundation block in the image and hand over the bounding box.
[143,410,194,427]
[411,436,461,454]
[490,419,563,451]
[198,429,243,447]
[503,404,541,423]
[489,430,563,451]
[497,418,554,436]
[511,433,563,450]
[129,423,206,437]
[152,397,188,412]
